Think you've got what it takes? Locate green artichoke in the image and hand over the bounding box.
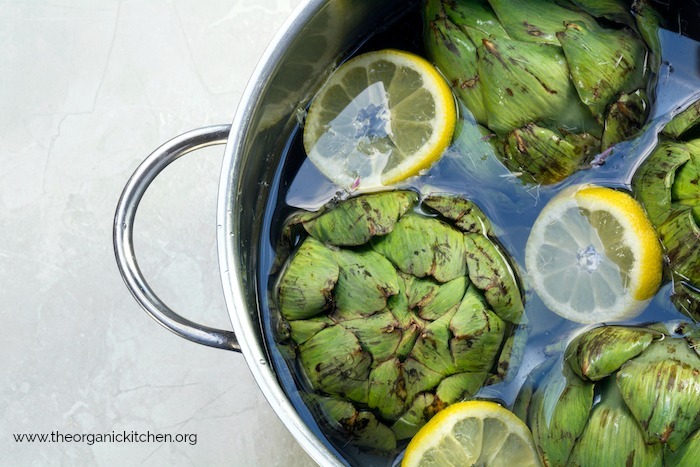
[516,323,700,466]
[273,190,525,451]
[633,100,700,320]
[424,0,658,185]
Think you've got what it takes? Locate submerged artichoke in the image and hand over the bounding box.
[273,190,525,451]
[516,323,700,466]
[424,0,658,185]
[633,101,700,320]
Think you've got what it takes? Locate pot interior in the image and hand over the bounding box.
[220,0,700,465]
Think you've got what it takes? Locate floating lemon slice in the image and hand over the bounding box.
[525,185,663,324]
[402,400,541,467]
[303,49,456,189]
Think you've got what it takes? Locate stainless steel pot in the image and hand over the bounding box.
[113,0,410,465]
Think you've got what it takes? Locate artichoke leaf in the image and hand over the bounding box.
[564,325,657,381]
[665,425,700,466]
[663,99,700,139]
[671,145,700,224]
[660,209,700,282]
[340,312,402,364]
[402,357,446,403]
[298,325,371,404]
[391,393,438,440]
[395,322,421,362]
[423,194,494,236]
[371,214,468,283]
[343,412,397,453]
[503,123,596,185]
[388,277,428,362]
[424,10,487,124]
[423,0,443,24]
[332,248,400,320]
[488,0,595,45]
[617,337,700,450]
[288,315,334,345]
[387,273,412,326]
[443,0,509,44]
[435,371,489,405]
[476,36,600,137]
[450,285,506,373]
[409,309,458,376]
[601,90,649,151]
[405,274,468,321]
[303,191,417,246]
[278,237,339,320]
[271,209,319,274]
[368,358,406,421]
[308,395,397,451]
[557,20,647,120]
[570,0,637,27]
[672,282,700,325]
[485,327,527,385]
[513,357,557,422]
[684,139,700,159]
[632,0,665,72]
[464,233,524,323]
[568,377,663,467]
[633,141,691,227]
[528,359,594,467]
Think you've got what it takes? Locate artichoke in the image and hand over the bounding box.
[516,323,700,466]
[273,190,525,452]
[633,101,700,320]
[424,0,658,185]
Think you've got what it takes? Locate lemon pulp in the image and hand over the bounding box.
[303,49,456,190]
[525,185,663,324]
[402,400,541,467]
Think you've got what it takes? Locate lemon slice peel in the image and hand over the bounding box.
[525,184,663,324]
[303,49,456,190]
[402,400,541,467]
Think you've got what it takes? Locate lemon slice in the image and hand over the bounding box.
[525,184,663,324]
[303,49,456,189]
[402,400,541,467]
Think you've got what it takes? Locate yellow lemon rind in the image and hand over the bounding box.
[574,186,663,301]
[525,184,663,325]
[303,49,456,189]
[402,400,540,467]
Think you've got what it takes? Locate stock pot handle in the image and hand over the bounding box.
[113,124,240,352]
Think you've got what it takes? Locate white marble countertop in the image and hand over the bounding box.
[1,0,317,465]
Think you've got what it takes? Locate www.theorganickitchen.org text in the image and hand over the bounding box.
[13,430,197,446]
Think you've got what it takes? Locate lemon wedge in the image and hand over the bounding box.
[525,184,663,324]
[402,400,541,467]
[303,49,456,189]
